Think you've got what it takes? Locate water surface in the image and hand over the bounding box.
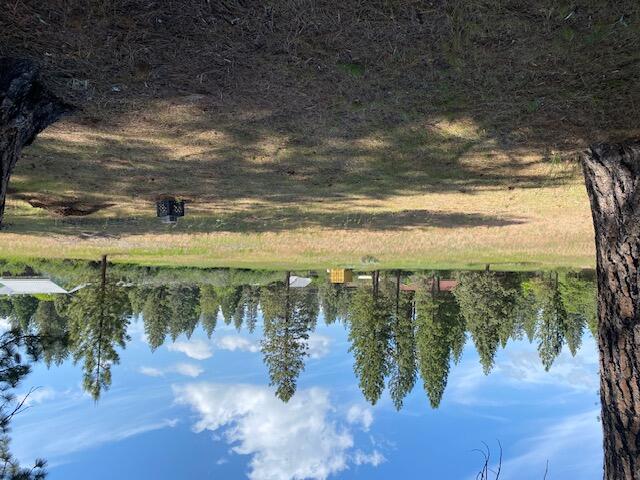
[0,262,601,479]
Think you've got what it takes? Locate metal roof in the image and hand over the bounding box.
[289,276,312,288]
[0,278,69,295]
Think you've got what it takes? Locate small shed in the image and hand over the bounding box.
[0,278,69,295]
[329,269,354,284]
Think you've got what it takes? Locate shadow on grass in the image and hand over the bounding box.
[3,0,636,238]
[13,121,573,201]
[6,207,525,238]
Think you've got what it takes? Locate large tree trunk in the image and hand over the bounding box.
[582,142,640,480]
[0,58,72,226]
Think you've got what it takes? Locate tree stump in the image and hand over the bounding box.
[0,58,72,226]
[582,142,640,480]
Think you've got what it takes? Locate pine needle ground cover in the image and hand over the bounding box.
[1,1,639,269]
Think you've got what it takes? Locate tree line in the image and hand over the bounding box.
[0,266,596,407]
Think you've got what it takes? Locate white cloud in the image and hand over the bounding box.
[497,337,598,392]
[496,410,602,479]
[448,338,599,406]
[168,339,212,360]
[139,363,203,378]
[346,404,373,431]
[353,449,386,466]
[306,334,332,359]
[215,335,260,353]
[172,363,204,378]
[174,383,383,480]
[139,366,164,377]
[12,389,179,465]
[17,387,56,407]
[44,416,180,458]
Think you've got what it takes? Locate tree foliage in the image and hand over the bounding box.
[0,330,48,479]
[260,278,312,402]
[199,285,219,338]
[415,287,464,408]
[387,274,417,410]
[65,279,131,400]
[454,272,517,374]
[523,274,568,371]
[348,280,392,406]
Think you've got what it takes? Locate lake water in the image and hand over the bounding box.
[0,263,602,479]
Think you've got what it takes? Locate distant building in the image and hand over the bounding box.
[289,276,312,288]
[0,278,77,295]
[329,269,354,284]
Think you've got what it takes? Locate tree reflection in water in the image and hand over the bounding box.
[0,261,597,407]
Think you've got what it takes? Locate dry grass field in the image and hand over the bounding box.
[1,0,639,268]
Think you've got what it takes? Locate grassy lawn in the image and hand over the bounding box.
[1,1,638,269]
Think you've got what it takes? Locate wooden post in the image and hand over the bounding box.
[582,142,640,480]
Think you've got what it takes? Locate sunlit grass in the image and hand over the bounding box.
[2,111,594,271]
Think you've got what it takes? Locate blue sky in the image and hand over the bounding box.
[10,314,602,479]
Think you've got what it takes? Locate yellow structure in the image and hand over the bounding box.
[329,269,354,284]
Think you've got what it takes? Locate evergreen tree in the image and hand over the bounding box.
[560,273,597,339]
[387,272,417,410]
[348,273,392,405]
[66,259,132,400]
[198,285,219,338]
[319,281,340,325]
[524,274,568,371]
[296,286,320,331]
[243,287,260,333]
[167,285,200,340]
[9,296,38,331]
[217,287,242,325]
[127,286,147,316]
[564,313,586,356]
[438,289,466,364]
[453,272,517,374]
[233,290,246,331]
[0,299,11,319]
[514,288,538,343]
[414,283,462,408]
[141,287,171,350]
[0,330,48,479]
[33,301,69,367]
[260,274,311,402]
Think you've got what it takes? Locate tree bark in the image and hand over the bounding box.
[0,58,72,226]
[582,142,640,480]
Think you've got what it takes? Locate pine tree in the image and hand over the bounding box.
[199,285,219,338]
[348,273,392,405]
[243,287,260,333]
[560,273,597,339]
[33,301,69,367]
[66,258,132,400]
[387,272,417,410]
[523,274,568,370]
[217,286,242,325]
[415,287,455,408]
[454,272,517,374]
[0,330,48,479]
[9,296,38,331]
[260,274,310,402]
[167,285,200,340]
[141,287,171,350]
